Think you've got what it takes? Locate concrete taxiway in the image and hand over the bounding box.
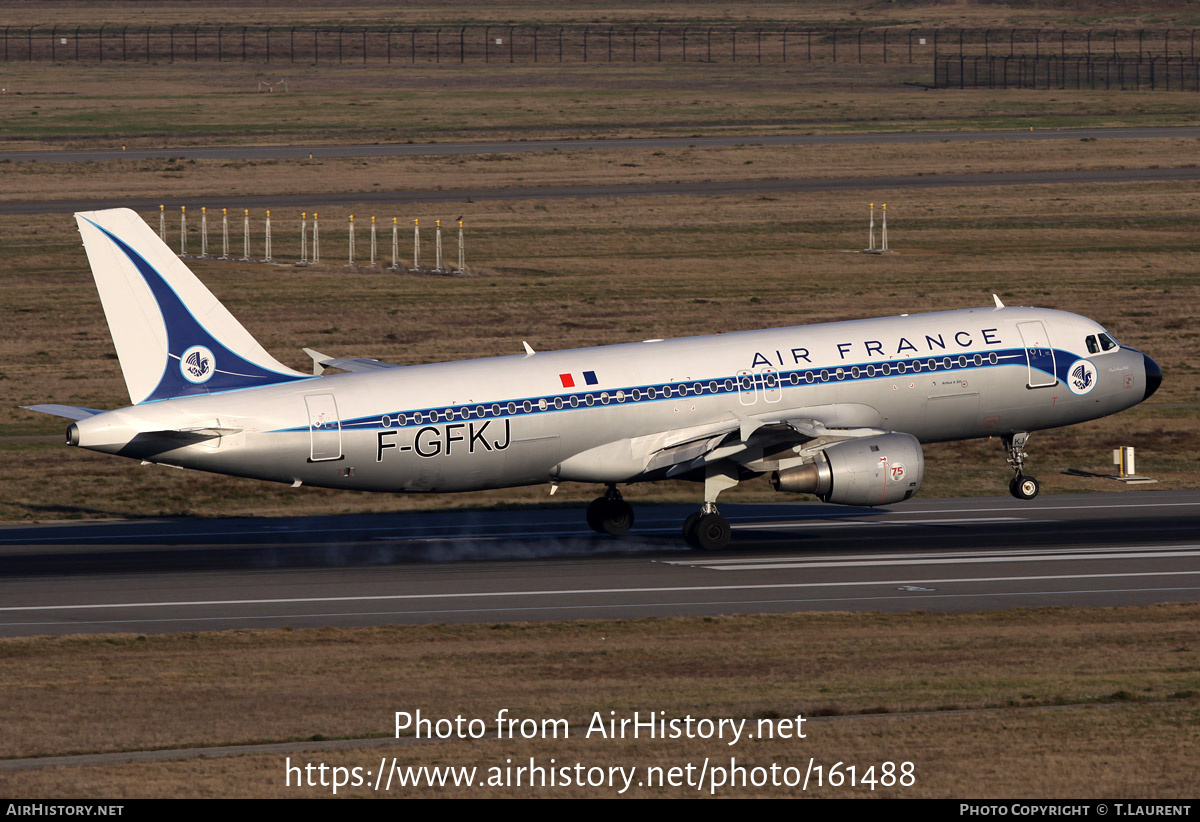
[0,490,1196,636]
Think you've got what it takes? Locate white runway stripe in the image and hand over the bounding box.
[734,516,1027,530]
[7,586,1200,629]
[676,549,1200,572]
[665,544,1200,565]
[3,570,1200,614]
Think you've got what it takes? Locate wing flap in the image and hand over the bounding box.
[645,432,730,473]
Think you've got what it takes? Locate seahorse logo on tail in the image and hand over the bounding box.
[180,345,215,384]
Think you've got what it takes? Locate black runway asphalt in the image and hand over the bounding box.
[1,490,1197,636]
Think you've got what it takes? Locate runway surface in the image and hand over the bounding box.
[1,490,1197,636]
[5,166,1200,216]
[4,126,1199,164]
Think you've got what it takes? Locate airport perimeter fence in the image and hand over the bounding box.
[2,25,1198,66]
[934,55,1200,91]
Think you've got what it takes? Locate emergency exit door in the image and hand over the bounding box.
[305,394,342,461]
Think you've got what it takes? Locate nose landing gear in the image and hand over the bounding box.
[1004,432,1040,500]
[1009,473,1041,500]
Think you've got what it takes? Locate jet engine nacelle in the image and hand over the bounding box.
[769,432,924,506]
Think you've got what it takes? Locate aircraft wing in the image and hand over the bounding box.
[647,414,888,479]
[556,402,889,483]
[303,348,405,375]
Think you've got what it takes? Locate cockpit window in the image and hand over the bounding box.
[1098,333,1117,351]
[1086,335,1100,354]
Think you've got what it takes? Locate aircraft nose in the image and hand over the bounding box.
[1143,353,1162,401]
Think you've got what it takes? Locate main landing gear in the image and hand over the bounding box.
[1003,432,1040,500]
[586,486,634,536]
[682,463,738,551]
[683,504,732,551]
[585,463,738,551]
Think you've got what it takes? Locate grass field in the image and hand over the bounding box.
[7,133,1200,200]
[5,63,1200,150]
[1,0,1198,800]
[2,1,1198,30]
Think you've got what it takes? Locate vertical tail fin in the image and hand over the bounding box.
[75,208,306,404]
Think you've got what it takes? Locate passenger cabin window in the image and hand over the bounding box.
[1086,335,1100,354]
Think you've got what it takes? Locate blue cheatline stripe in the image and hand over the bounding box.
[272,347,1075,434]
[86,219,306,403]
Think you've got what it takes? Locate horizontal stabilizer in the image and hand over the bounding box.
[303,347,405,375]
[23,404,105,420]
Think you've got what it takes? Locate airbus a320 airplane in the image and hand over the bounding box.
[27,209,1162,550]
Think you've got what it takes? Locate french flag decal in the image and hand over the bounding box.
[559,371,598,388]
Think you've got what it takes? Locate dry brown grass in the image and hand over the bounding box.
[0,605,1196,796]
[3,704,1197,797]
[5,137,1200,202]
[0,1,1197,155]
[3,61,1200,151]
[0,1,1196,30]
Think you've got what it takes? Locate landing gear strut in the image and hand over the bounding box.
[1004,432,1040,500]
[586,486,634,536]
[682,463,738,551]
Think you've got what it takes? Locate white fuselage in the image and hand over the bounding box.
[70,306,1151,493]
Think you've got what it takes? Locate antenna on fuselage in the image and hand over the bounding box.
[993,294,1005,309]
